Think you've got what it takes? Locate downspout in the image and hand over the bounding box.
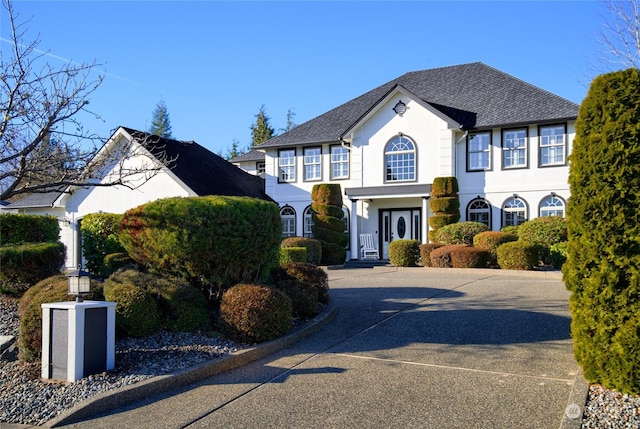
[453,128,469,178]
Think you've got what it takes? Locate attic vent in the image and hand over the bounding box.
[393,100,407,115]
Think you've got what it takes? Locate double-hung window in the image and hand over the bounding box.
[468,132,491,171]
[303,147,322,181]
[330,145,349,179]
[280,206,296,237]
[539,124,566,166]
[385,135,416,182]
[278,149,296,182]
[502,128,527,169]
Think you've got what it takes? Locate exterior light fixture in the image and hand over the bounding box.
[393,100,407,115]
[68,269,91,302]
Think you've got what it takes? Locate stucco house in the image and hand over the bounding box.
[233,62,579,261]
[7,126,270,268]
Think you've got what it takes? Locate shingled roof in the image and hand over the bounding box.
[259,62,579,148]
[9,128,271,209]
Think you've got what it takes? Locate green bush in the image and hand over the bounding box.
[500,225,520,236]
[220,284,292,343]
[0,214,59,245]
[433,221,489,246]
[429,197,460,214]
[311,184,348,265]
[550,242,568,269]
[429,245,467,268]
[450,246,491,268]
[271,266,319,318]
[18,275,103,362]
[279,247,307,266]
[104,271,161,338]
[431,177,459,197]
[428,214,460,230]
[281,237,322,265]
[103,252,135,277]
[119,196,282,302]
[429,177,460,242]
[564,68,640,394]
[517,216,567,247]
[0,241,66,284]
[273,262,329,304]
[419,243,444,267]
[496,241,539,270]
[473,231,518,265]
[81,213,126,277]
[388,239,420,267]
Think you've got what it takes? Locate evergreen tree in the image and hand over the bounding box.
[250,105,276,146]
[284,108,296,132]
[149,99,172,139]
[224,139,245,160]
[563,68,640,394]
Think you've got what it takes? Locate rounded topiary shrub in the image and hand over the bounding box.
[450,246,491,268]
[18,275,103,362]
[220,284,292,343]
[103,252,136,277]
[549,241,568,269]
[500,225,520,236]
[388,239,420,267]
[419,243,444,267]
[433,221,489,246]
[104,271,162,337]
[518,216,567,247]
[279,247,307,266]
[496,241,540,270]
[119,196,282,302]
[564,68,640,394]
[271,266,319,318]
[0,241,66,285]
[473,231,518,265]
[81,213,126,277]
[281,237,322,265]
[311,184,347,265]
[147,278,211,333]
[430,245,468,268]
[273,261,329,303]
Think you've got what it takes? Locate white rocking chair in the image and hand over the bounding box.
[359,233,379,260]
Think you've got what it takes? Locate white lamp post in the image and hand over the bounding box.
[67,269,91,302]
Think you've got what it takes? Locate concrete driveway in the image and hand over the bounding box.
[56,267,585,429]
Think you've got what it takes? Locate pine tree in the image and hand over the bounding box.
[250,105,276,146]
[149,99,172,138]
[563,68,640,394]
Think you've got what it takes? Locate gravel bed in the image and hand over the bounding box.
[2,294,640,426]
[0,294,240,425]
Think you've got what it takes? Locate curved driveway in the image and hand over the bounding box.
[58,267,585,429]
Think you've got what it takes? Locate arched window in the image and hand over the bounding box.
[280,206,296,237]
[385,135,416,182]
[502,197,528,227]
[303,206,314,238]
[467,198,491,228]
[540,195,566,217]
[342,206,350,249]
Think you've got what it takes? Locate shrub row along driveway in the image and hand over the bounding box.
[58,267,582,429]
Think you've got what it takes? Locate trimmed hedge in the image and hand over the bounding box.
[0,214,59,246]
[18,275,103,362]
[119,196,282,301]
[450,246,491,268]
[81,213,126,277]
[104,273,161,338]
[279,247,307,266]
[310,184,347,265]
[388,239,421,267]
[433,221,489,246]
[517,216,567,247]
[429,177,460,241]
[473,231,518,265]
[0,241,66,284]
[429,245,467,268]
[496,241,539,270]
[220,284,292,343]
[281,237,322,265]
[550,242,568,269]
[419,243,444,267]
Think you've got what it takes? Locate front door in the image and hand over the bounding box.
[381,209,421,258]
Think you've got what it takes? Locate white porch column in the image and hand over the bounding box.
[350,199,359,259]
[422,197,430,244]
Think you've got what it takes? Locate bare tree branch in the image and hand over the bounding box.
[0,0,173,201]
[599,0,640,70]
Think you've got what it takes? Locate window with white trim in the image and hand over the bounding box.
[502,128,527,169]
[303,147,321,181]
[540,195,565,217]
[330,145,349,179]
[280,206,296,237]
[539,124,566,166]
[468,132,491,171]
[467,198,491,228]
[502,197,527,227]
[303,206,314,238]
[278,149,296,182]
[256,161,265,175]
[385,135,416,182]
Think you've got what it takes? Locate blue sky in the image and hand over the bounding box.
[1,1,610,155]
